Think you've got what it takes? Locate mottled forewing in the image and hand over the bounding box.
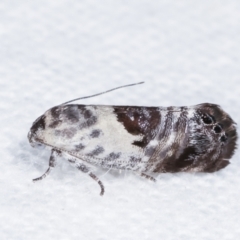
[36,105,161,170]
[146,104,237,173]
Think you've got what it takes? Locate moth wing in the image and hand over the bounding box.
[148,104,237,173]
[194,103,237,172]
[33,105,161,170]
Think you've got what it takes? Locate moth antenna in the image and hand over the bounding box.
[61,81,144,105]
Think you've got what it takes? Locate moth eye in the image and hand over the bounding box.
[201,113,214,124]
[213,124,222,133]
[220,134,228,142]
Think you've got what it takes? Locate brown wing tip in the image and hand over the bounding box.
[204,159,230,173]
[196,103,238,162]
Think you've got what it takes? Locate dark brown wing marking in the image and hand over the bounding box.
[113,106,161,148]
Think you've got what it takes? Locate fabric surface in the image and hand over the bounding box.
[0,1,240,239]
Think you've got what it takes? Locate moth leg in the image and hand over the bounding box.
[89,172,104,196]
[68,158,104,196]
[33,149,61,182]
[137,172,156,182]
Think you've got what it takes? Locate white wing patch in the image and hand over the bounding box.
[42,106,144,170]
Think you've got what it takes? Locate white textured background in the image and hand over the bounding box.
[1,1,240,239]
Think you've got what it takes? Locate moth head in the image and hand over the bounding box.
[28,114,46,148]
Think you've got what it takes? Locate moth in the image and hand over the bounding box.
[28,82,237,195]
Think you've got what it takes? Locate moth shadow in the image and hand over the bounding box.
[100,168,131,179]
[12,138,50,175]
